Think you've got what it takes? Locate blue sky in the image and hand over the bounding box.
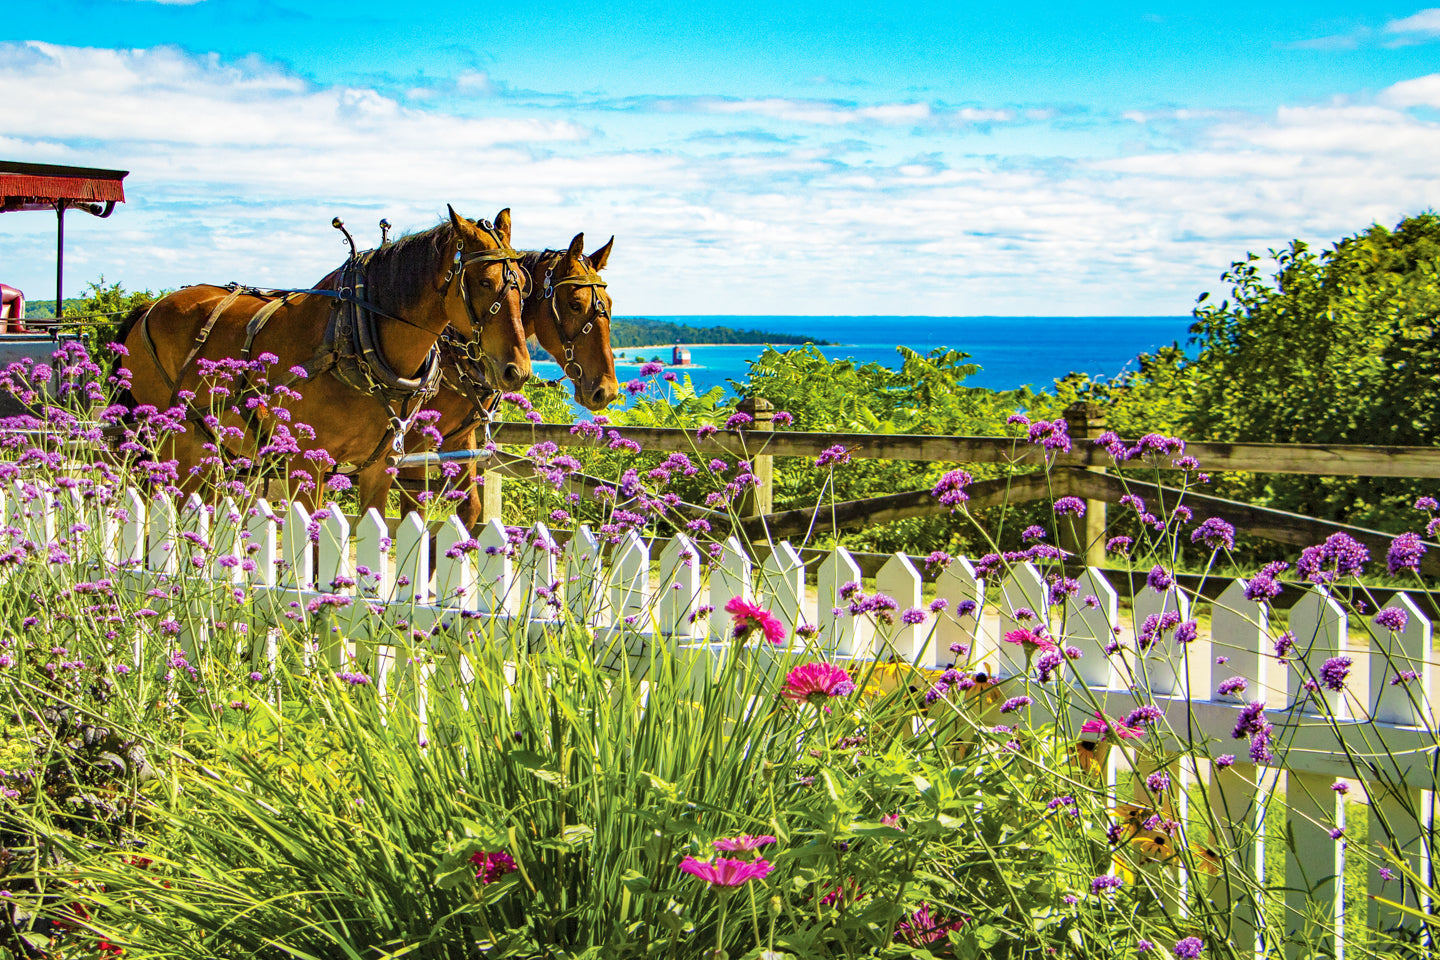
[3,1,1439,315]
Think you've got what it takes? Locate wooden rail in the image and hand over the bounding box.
[481,420,1440,478]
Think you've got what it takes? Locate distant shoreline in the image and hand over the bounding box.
[613,342,829,352]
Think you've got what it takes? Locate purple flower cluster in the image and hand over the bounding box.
[1319,656,1352,692]
[1296,532,1369,584]
[1053,496,1085,517]
[1146,565,1174,593]
[1244,561,1289,603]
[1387,532,1426,577]
[1374,606,1409,631]
[1027,418,1071,453]
[1232,701,1274,763]
[1190,517,1235,551]
[931,469,972,508]
[815,444,850,468]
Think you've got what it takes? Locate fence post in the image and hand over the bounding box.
[480,469,503,523]
[1062,401,1107,567]
[736,397,774,519]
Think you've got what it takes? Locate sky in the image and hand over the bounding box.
[2,1,1439,316]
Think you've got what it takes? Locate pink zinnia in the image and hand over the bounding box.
[1079,712,1144,741]
[1002,627,1058,653]
[713,834,777,852]
[679,855,774,886]
[726,596,787,645]
[469,850,518,884]
[782,662,855,704]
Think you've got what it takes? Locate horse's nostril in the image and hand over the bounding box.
[590,387,606,407]
[503,363,526,387]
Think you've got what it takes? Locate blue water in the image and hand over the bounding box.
[534,315,1194,397]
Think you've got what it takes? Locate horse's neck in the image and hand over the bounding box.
[363,229,452,378]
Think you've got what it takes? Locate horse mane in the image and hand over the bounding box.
[360,220,456,300]
[519,249,563,278]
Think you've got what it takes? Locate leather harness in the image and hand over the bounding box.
[133,220,524,475]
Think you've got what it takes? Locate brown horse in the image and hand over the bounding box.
[366,232,619,527]
[118,206,532,511]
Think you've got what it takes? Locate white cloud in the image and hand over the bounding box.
[1385,8,1440,35]
[3,42,1439,317]
[1379,73,1440,108]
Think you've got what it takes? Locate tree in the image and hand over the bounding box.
[1185,212,1440,529]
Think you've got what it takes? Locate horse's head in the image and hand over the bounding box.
[529,233,618,411]
[445,205,531,392]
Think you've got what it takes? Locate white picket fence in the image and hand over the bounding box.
[7,482,1439,956]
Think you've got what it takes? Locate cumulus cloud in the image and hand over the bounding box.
[2,42,1439,316]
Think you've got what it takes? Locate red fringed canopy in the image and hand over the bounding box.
[0,161,127,212]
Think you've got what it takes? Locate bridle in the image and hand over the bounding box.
[438,216,530,385]
[539,254,609,385]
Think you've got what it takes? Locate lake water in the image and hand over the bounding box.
[532,315,1195,397]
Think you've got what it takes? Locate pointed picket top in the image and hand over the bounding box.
[245,499,278,587]
[394,511,429,602]
[92,487,120,567]
[118,487,146,568]
[935,556,985,670]
[433,515,477,608]
[818,546,864,657]
[1287,585,1349,718]
[518,522,560,622]
[147,493,178,574]
[564,524,603,623]
[877,552,927,664]
[280,500,314,589]
[354,507,392,599]
[760,541,805,645]
[708,536,752,640]
[313,506,352,594]
[210,496,244,583]
[1131,580,1191,698]
[1369,591,1431,726]
[1063,567,1119,689]
[474,518,513,615]
[658,532,704,639]
[177,493,209,575]
[1210,578,1271,705]
[996,561,1047,679]
[610,529,650,627]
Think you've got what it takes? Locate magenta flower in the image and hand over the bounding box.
[713,834,777,852]
[1002,627,1057,653]
[782,662,855,704]
[1080,711,1144,741]
[815,444,850,468]
[679,855,774,886]
[726,596,787,645]
[469,850,518,884]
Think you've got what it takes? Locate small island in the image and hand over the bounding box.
[530,318,830,364]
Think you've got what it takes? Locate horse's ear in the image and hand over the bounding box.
[588,236,615,271]
[447,204,467,233]
[495,208,512,244]
[567,233,586,258]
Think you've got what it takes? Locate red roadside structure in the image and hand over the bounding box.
[0,160,128,326]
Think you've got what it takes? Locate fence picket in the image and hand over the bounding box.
[433,515,476,608]
[518,522,559,625]
[657,533,702,639]
[1284,771,1342,958]
[760,541,805,645]
[1369,591,1431,727]
[118,488,145,569]
[474,518,513,615]
[934,556,984,670]
[610,529,649,628]
[280,501,313,590]
[1287,586,1349,719]
[708,537,752,641]
[563,525,602,623]
[1064,567,1118,689]
[876,552,926,664]
[147,493,177,574]
[395,512,428,603]
[314,507,352,595]
[210,497,243,583]
[996,562,1047,679]
[1131,582,1190,697]
[1210,579,1270,705]
[817,546,864,657]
